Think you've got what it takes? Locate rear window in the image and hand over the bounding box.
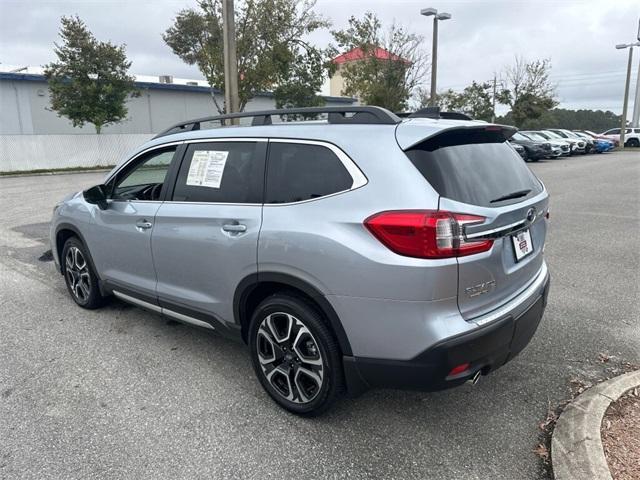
[405,130,543,207]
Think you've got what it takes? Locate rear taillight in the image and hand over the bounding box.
[364,210,493,259]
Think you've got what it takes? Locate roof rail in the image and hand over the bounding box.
[397,107,474,121]
[154,106,401,139]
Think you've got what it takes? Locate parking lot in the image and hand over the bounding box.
[1,150,638,479]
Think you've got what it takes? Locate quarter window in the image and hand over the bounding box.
[172,142,264,203]
[265,142,353,204]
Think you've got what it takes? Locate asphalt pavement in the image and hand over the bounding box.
[1,150,638,480]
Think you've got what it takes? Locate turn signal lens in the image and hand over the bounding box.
[364,210,493,259]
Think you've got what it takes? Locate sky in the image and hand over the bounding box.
[1,0,639,115]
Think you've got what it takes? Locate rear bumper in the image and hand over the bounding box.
[343,269,550,396]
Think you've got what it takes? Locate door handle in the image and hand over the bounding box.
[222,223,247,233]
[136,219,153,230]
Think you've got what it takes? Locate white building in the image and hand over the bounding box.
[0,69,355,135]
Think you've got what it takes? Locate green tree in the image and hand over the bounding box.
[497,108,622,132]
[164,0,331,113]
[330,12,428,112]
[420,81,493,121]
[496,57,557,127]
[44,16,137,134]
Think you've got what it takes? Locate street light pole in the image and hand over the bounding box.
[616,42,639,147]
[421,8,451,107]
[431,16,438,106]
[632,54,640,127]
[632,19,640,127]
[621,47,633,147]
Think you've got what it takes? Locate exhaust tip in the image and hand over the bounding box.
[467,370,482,386]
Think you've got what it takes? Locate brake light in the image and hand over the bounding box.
[364,210,493,259]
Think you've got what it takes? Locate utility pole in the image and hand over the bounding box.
[222,0,239,123]
[421,8,452,107]
[491,74,497,123]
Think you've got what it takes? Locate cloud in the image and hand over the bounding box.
[1,0,638,113]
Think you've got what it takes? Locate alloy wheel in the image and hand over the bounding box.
[256,312,324,404]
[65,246,91,303]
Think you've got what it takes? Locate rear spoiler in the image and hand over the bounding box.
[396,122,517,150]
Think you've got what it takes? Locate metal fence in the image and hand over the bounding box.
[0,134,154,172]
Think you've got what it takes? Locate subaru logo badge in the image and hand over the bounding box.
[526,207,536,223]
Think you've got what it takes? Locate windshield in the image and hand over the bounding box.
[542,131,563,140]
[512,132,529,141]
[525,132,546,142]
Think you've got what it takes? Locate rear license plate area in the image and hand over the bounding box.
[512,229,533,261]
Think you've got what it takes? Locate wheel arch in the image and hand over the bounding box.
[234,273,353,356]
[54,223,104,290]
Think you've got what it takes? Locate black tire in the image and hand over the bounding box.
[249,293,344,416]
[61,237,105,309]
[626,138,639,148]
[522,149,529,162]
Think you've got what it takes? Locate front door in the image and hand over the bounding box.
[86,146,177,301]
[152,140,266,326]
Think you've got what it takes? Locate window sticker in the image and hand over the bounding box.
[186,150,229,188]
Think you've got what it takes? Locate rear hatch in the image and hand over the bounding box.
[399,122,549,319]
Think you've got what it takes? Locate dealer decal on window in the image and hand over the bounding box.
[186,150,229,188]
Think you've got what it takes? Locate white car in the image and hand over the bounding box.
[522,131,566,157]
[601,128,640,147]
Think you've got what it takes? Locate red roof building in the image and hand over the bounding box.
[329,46,408,97]
[331,46,405,65]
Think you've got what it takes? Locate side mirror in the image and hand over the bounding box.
[83,184,108,210]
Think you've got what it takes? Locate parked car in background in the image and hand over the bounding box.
[521,131,564,158]
[49,106,551,415]
[577,130,619,148]
[573,131,614,153]
[536,130,581,155]
[510,142,527,160]
[547,129,588,154]
[601,128,640,147]
[508,132,550,161]
[523,131,570,157]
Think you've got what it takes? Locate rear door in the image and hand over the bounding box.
[403,128,549,319]
[151,139,266,325]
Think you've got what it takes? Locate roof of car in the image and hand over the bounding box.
[135,116,512,153]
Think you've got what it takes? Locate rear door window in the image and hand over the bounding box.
[265,142,353,204]
[172,141,265,203]
[405,130,543,207]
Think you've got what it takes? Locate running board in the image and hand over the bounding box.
[113,290,215,331]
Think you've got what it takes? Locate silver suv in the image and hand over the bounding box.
[50,106,550,415]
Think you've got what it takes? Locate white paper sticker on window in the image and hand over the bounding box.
[186,150,229,188]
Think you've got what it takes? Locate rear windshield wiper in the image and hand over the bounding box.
[490,189,531,203]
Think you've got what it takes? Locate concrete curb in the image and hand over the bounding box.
[552,369,640,480]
